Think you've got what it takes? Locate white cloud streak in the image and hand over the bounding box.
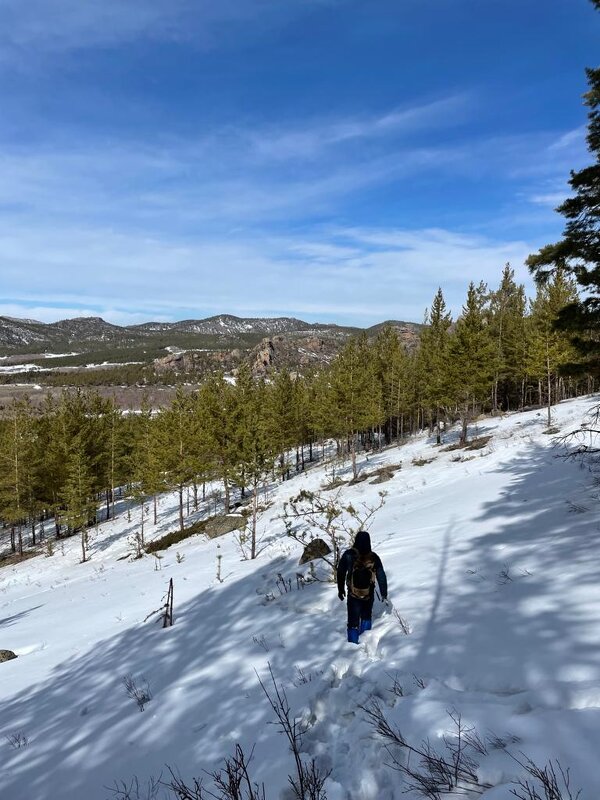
[0,0,335,61]
[1,220,535,326]
[0,93,473,229]
[248,95,471,161]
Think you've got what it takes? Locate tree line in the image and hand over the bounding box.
[0,264,594,562]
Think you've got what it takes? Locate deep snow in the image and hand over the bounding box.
[1,397,599,799]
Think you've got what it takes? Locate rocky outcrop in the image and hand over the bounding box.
[299,538,332,565]
[0,649,17,663]
[250,335,334,377]
[154,350,240,374]
[204,514,246,539]
[252,338,277,376]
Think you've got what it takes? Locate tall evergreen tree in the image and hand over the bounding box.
[60,434,96,562]
[418,288,453,443]
[234,368,273,558]
[0,399,37,556]
[267,369,297,480]
[450,282,495,443]
[330,333,382,477]
[527,270,579,426]
[374,324,411,443]
[132,398,164,539]
[527,1,600,376]
[199,373,238,513]
[156,387,197,531]
[488,265,528,411]
[309,368,337,457]
[35,393,70,535]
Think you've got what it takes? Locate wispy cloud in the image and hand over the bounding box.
[0,219,536,326]
[0,103,474,230]
[527,192,568,208]
[0,0,334,62]
[517,127,586,210]
[0,111,569,330]
[248,95,471,161]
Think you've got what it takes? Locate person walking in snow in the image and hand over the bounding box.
[337,530,387,644]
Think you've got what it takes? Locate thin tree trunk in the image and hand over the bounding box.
[546,349,552,428]
[178,485,184,532]
[223,477,230,514]
[251,481,258,560]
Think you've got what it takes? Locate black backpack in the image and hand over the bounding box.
[348,548,376,599]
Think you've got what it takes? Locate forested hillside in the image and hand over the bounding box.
[0,265,594,563]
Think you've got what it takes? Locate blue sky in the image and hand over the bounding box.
[0,0,598,326]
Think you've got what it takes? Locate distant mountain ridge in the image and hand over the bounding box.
[0,313,421,352]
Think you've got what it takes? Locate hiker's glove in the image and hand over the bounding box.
[338,590,345,601]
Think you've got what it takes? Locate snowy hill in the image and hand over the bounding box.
[1,397,599,800]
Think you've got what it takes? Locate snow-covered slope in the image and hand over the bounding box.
[1,397,599,800]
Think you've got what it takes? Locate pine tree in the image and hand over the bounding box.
[234,368,273,558]
[36,393,71,535]
[330,333,382,477]
[267,369,297,480]
[450,282,495,443]
[0,399,37,556]
[95,396,123,521]
[488,265,528,411]
[418,288,453,443]
[309,368,337,459]
[198,373,238,513]
[155,387,197,532]
[60,435,96,562]
[132,398,164,541]
[527,269,579,426]
[374,324,411,443]
[291,374,313,471]
[527,1,600,376]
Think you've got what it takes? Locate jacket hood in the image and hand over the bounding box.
[354,530,372,555]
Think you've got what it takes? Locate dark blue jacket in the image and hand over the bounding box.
[337,546,387,600]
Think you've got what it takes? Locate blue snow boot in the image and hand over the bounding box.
[347,627,360,644]
[359,619,372,634]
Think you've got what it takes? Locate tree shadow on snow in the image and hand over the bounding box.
[0,555,343,800]
[406,443,600,695]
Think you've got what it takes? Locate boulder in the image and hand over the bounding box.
[299,538,332,565]
[204,514,246,539]
[370,470,395,484]
[0,650,17,663]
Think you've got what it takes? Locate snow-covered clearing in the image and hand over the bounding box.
[1,397,599,799]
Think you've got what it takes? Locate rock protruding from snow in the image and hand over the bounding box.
[299,538,332,564]
[204,514,246,539]
[0,649,17,663]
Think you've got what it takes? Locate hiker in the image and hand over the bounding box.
[337,530,388,644]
